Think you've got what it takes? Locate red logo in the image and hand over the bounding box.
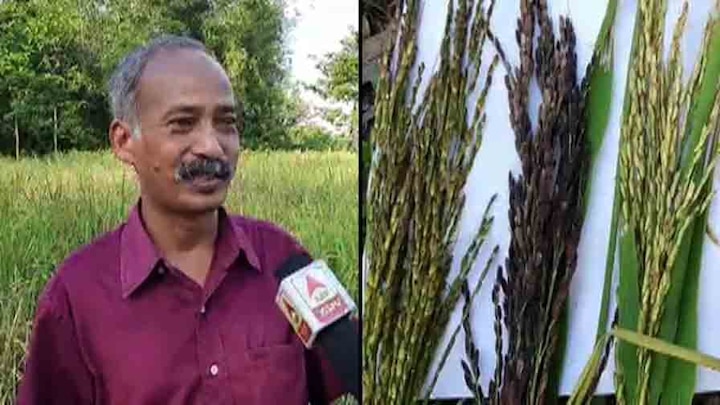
[280,296,302,329]
[306,274,331,306]
[306,274,324,296]
[312,294,349,324]
[280,295,312,346]
[297,321,312,346]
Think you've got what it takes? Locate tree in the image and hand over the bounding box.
[203,0,295,149]
[163,0,212,41]
[307,28,359,146]
[0,0,107,155]
[309,28,358,103]
[0,0,300,155]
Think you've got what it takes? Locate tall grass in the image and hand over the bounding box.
[0,150,358,402]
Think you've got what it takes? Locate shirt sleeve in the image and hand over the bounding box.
[16,276,95,405]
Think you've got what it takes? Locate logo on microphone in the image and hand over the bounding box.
[292,267,348,324]
[306,274,331,306]
[279,295,312,345]
[276,260,356,348]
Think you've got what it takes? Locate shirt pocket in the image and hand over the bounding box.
[228,342,308,404]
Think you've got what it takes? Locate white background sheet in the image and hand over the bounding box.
[406,0,720,398]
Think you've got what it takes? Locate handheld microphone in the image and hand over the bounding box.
[274,254,360,400]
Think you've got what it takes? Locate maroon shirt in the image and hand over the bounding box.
[17,202,345,404]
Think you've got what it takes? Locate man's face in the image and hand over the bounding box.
[111,48,241,214]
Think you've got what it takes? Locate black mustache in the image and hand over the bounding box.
[176,158,232,182]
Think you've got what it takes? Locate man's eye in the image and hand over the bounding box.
[169,117,195,129]
[217,117,238,132]
[220,117,237,126]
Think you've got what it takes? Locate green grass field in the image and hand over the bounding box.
[0,150,358,402]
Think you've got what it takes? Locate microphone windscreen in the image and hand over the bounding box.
[274,254,360,399]
[314,315,360,398]
[275,253,313,280]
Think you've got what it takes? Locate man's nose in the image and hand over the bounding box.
[193,122,224,158]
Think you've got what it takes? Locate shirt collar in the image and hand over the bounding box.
[119,200,261,299]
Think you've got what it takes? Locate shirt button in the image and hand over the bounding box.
[209,364,219,376]
[200,305,206,314]
[157,266,165,275]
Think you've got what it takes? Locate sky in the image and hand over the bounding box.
[286,0,358,104]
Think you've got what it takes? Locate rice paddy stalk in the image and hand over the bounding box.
[652,8,720,404]
[455,0,594,403]
[614,1,720,403]
[362,0,499,403]
[445,0,619,401]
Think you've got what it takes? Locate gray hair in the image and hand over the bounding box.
[108,35,209,138]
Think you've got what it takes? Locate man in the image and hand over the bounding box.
[17,35,345,404]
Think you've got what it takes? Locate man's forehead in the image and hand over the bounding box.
[143,48,228,80]
[136,48,235,108]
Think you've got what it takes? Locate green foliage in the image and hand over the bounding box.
[203,0,296,149]
[289,125,350,151]
[309,28,358,103]
[0,0,107,155]
[0,0,300,155]
[307,28,359,146]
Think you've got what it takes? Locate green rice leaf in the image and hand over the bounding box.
[613,327,720,373]
[595,185,619,344]
[585,0,618,342]
[611,1,641,401]
[584,0,617,178]
[567,2,618,399]
[596,0,640,347]
[656,217,703,404]
[567,333,612,405]
[616,227,640,404]
[680,15,720,176]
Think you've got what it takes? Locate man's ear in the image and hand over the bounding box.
[109,119,136,166]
